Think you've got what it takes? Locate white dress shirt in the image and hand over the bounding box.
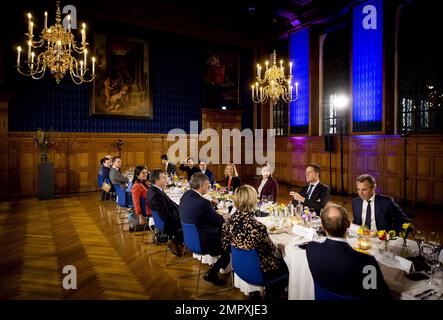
[361,193,377,231]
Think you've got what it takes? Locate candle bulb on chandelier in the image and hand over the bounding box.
[30,21,34,38]
[295,82,299,96]
[30,52,35,72]
[27,40,32,61]
[92,56,96,75]
[84,49,87,70]
[80,60,84,75]
[27,13,32,34]
[251,85,255,99]
[44,11,48,30]
[265,61,269,71]
[260,87,263,100]
[280,60,283,70]
[17,46,21,66]
[256,82,259,97]
[67,15,71,32]
[256,64,259,77]
[289,62,293,76]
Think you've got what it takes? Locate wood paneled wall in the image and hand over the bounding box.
[274,134,443,205]
[5,130,443,205]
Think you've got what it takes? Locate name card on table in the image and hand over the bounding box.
[375,249,413,274]
[292,225,316,240]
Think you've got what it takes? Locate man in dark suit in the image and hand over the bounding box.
[198,160,215,186]
[179,173,230,286]
[179,157,201,180]
[352,174,409,232]
[290,163,330,214]
[161,154,177,175]
[306,204,392,299]
[147,169,183,256]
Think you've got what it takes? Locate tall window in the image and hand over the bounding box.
[322,26,350,135]
[272,99,288,136]
[398,2,443,133]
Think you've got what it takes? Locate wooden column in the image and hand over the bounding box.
[0,93,10,199]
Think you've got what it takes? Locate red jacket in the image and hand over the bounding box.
[131,182,152,216]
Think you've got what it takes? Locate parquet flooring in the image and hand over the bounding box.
[0,186,441,300]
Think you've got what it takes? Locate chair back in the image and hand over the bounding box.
[139,196,149,218]
[231,246,264,286]
[113,184,127,208]
[314,282,360,300]
[98,175,104,188]
[181,223,203,255]
[151,210,165,233]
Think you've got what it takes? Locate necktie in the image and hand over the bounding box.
[365,200,372,229]
[306,184,314,199]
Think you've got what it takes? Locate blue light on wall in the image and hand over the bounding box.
[352,0,383,132]
[289,28,310,134]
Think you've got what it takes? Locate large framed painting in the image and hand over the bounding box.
[203,47,240,107]
[91,35,153,118]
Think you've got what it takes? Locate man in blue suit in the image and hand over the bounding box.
[352,174,409,232]
[179,173,230,286]
[306,204,392,299]
[198,160,215,185]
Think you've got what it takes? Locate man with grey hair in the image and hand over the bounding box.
[352,174,409,232]
[305,204,392,299]
[179,173,230,286]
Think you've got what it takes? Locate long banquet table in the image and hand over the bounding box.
[163,187,443,300]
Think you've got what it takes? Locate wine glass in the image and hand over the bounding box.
[422,243,441,286]
[428,232,441,248]
[415,230,427,245]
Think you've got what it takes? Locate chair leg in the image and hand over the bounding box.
[195,257,202,296]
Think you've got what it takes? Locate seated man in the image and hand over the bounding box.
[290,163,330,214]
[161,154,177,175]
[198,160,215,186]
[352,174,409,232]
[179,173,230,286]
[179,157,201,180]
[109,156,129,190]
[306,204,392,299]
[147,170,183,256]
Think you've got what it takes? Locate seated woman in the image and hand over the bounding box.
[224,163,241,192]
[255,164,278,203]
[131,165,151,226]
[222,185,288,296]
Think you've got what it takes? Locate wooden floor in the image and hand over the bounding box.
[0,185,442,300]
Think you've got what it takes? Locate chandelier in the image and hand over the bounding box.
[251,50,298,105]
[16,1,95,84]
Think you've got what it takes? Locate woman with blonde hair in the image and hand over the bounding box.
[222,185,288,296]
[255,164,278,203]
[224,163,241,192]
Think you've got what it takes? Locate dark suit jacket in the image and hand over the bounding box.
[352,194,409,232]
[306,239,392,299]
[225,176,241,192]
[179,164,201,180]
[179,189,224,256]
[292,182,330,214]
[166,162,177,175]
[255,177,279,202]
[146,185,181,236]
[202,169,215,185]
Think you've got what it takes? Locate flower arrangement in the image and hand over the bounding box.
[358,225,372,236]
[378,230,397,251]
[398,223,413,257]
[34,128,55,163]
[301,208,316,225]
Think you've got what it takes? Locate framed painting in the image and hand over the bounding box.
[91,35,153,118]
[203,46,240,107]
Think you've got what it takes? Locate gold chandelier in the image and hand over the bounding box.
[251,50,298,105]
[16,1,95,84]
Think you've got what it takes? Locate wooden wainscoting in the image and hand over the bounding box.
[274,134,443,205]
[7,132,179,197]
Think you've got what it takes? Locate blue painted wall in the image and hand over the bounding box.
[8,35,253,133]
